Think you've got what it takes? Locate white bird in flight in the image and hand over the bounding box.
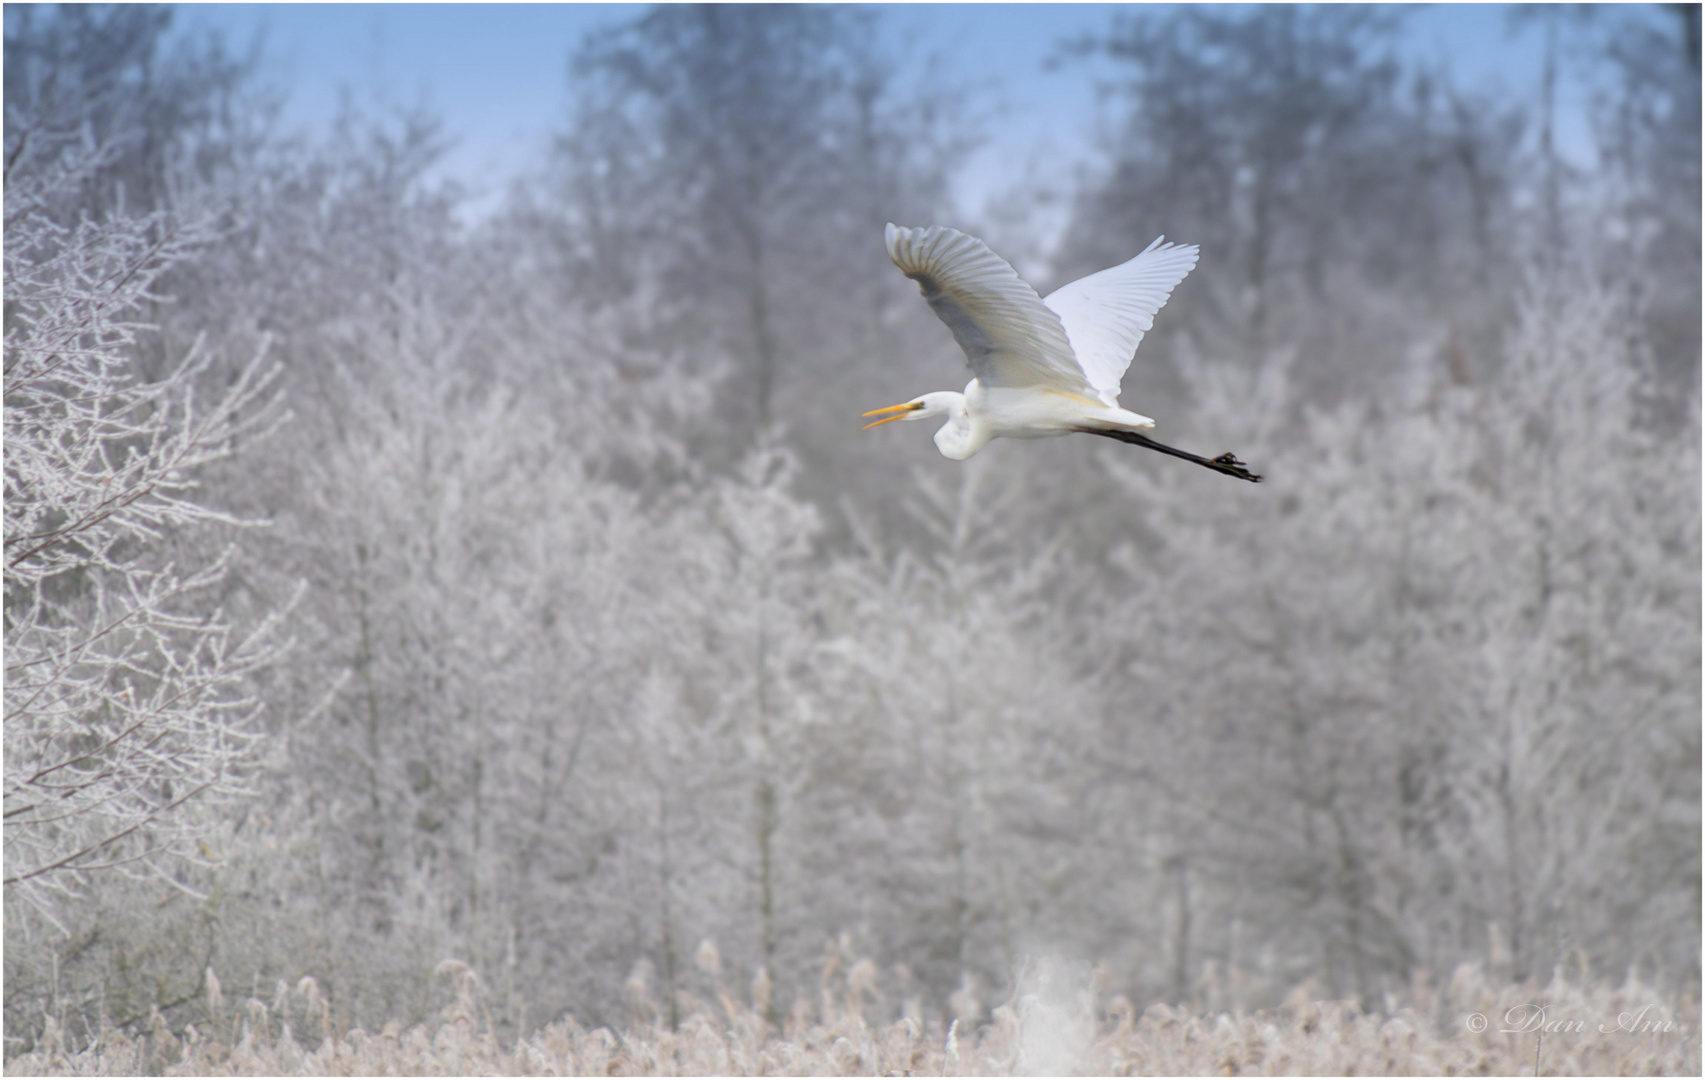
[864,223,1260,482]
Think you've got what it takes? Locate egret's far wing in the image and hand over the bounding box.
[886,223,1095,394]
[1042,237,1198,403]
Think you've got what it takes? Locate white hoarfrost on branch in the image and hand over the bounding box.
[3,121,289,910]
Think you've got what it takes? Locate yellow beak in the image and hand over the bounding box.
[862,401,924,429]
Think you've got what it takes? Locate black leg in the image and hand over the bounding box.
[1075,427,1263,482]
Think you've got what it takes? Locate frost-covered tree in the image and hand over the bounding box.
[169,113,701,1026]
[687,444,824,1005]
[804,456,1109,1003]
[541,3,966,526]
[1443,260,1699,983]
[2,5,266,222]
[558,6,895,422]
[1093,251,1699,1004]
[3,106,285,911]
[1058,6,1524,403]
[1596,5,1701,391]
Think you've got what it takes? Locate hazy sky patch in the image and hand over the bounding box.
[170,3,1601,232]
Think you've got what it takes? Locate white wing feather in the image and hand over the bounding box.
[1042,237,1199,404]
[886,223,1099,396]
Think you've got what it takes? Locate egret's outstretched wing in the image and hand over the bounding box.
[1042,237,1198,403]
[886,223,1097,395]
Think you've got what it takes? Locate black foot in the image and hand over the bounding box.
[1210,452,1262,483]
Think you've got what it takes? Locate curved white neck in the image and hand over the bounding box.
[930,391,987,460]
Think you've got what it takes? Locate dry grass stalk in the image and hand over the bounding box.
[6,960,1697,1076]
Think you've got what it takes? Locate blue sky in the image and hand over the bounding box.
[167,4,1605,233]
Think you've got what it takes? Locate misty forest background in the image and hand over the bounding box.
[4,3,1699,1053]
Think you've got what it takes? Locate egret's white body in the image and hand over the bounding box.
[899,384,1156,461]
[866,223,1260,481]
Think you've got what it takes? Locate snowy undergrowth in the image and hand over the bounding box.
[8,961,1697,1076]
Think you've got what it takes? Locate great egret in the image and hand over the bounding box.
[864,223,1261,482]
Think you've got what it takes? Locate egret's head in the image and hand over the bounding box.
[861,392,961,429]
